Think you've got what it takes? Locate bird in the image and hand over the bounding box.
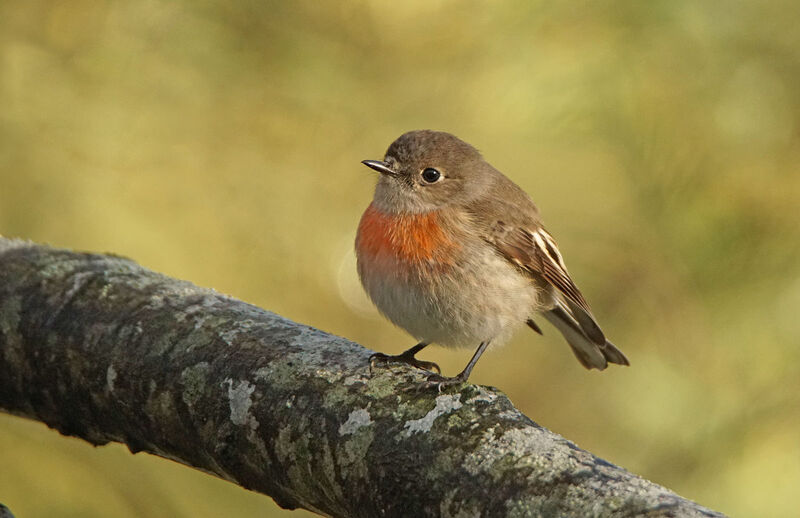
[355,130,629,388]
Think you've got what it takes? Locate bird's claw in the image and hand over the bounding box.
[419,373,468,392]
[369,352,441,375]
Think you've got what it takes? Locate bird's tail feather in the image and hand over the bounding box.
[541,305,629,370]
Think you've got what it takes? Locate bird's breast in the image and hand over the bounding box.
[356,203,460,268]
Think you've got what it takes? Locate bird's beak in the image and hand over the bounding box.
[361,159,398,177]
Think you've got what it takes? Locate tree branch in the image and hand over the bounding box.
[0,238,724,517]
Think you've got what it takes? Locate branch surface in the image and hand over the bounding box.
[0,238,724,517]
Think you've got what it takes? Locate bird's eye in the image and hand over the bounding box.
[421,168,442,183]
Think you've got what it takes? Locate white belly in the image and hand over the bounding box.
[358,247,543,348]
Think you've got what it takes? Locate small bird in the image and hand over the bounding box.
[356,130,629,388]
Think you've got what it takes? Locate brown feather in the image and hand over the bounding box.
[487,224,606,344]
[526,318,544,335]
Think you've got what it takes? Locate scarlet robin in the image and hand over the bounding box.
[356,130,629,388]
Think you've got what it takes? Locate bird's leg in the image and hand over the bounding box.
[370,342,440,374]
[423,341,490,391]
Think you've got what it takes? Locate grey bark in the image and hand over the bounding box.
[0,238,724,518]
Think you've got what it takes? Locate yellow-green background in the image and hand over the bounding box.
[2,2,798,517]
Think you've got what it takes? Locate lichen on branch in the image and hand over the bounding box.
[0,238,724,518]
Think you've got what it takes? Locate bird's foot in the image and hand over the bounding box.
[418,372,469,393]
[369,351,441,375]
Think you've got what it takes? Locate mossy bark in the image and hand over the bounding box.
[0,238,724,518]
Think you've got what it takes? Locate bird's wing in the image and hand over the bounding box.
[487,222,606,345]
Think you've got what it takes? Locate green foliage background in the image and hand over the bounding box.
[1,2,799,517]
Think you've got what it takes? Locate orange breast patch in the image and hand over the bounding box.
[357,203,459,265]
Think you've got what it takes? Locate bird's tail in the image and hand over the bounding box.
[540,304,629,370]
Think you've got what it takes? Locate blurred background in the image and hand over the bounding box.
[1,1,798,516]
